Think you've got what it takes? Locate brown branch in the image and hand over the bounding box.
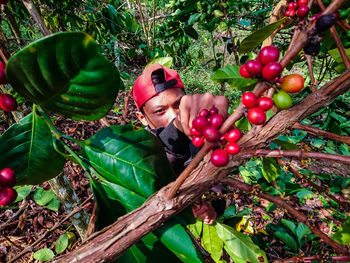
[305,55,317,92]
[293,123,350,145]
[274,255,350,263]
[317,0,350,69]
[3,6,23,46]
[237,149,350,164]
[9,194,94,263]
[224,178,348,254]
[277,158,350,210]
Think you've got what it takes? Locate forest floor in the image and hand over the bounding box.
[0,91,349,263]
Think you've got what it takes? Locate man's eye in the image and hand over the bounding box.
[154,109,165,114]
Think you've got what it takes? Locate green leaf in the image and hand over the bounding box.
[14,186,32,202]
[211,65,257,90]
[238,17,288,54]
[46,197,61,211]
[34,188,56,206]
[272,139,298,150]
[6,32,120,121]
[215,222,268,263]
[188,13,201,25]
[296,189,314,200]
[145,57,173,69]
[328,48,350,64]
[79,125,175,198]
[223,205,237,219]
[187,219,203,239]
[332,217,350,245]
[262,157,281,183]
[281,219,296,236]
[296,223,310,244]
[273,231,298,251]
[55,234,69,254]
[33,248,55,261]
[202,224,223,262]
[0,113,65,185]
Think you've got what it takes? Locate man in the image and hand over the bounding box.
[132,63,228,224]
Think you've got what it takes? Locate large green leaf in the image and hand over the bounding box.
[273,231,298,251]
[238,17,288,54]
[262,157,281,183]
[211,65,257,90]
[79,125,175,197]
[332,217,350,245]
[215,222,267,263]
[85,126,204,263]
[0,112,65,185]
[202,224,223,262]
[6,32,119,121]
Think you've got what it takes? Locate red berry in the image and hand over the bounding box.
[203,126,220,142]
[281,74,304,93]
[0,168,16,188]
[210,114,224,129]
[226,128,241,143]
[298,0,307,5]
[241,92,257,108]
[0,188,17,206]
[286,9,296,17]
[285,10,292,16]
[0,62,6,84]
[209,106,218,116]
[192,137,204,148]
[297,5,309,18]
[211,149,229,167]
[247,107,266,125]
[199,109,209,117]
[257,97,274,111]
[0,94,17,112]
[245,60,262,77]
[190,127,202,137]
[262,62,282,81]
[192,116,209,132]
[288,2,298,10]
[225,143,240,155]
[310,14,318,22]
[259,45,280,66]
[239,64,252,78]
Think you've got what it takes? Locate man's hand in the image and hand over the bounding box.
[173,93,229,138]
[192,202,217,225]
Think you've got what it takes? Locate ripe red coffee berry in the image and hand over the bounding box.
[190,127,202,137]
[0,62,6,84]
[241,92,257,108]
[288,2,298,10]
[297,5,309,18]
[0,94,17,112]
[210,114,224,129]
[257,97,274,111]
[310,14,319,22]
[0,168,16,188]
[259,45,280,66]
[239,64,252,78]
[226,128,241,143]
[192,137,204,148]
[203,126,220,142]
[262,62,282,81]
[209,106,218,116]
[199,109,209,117]
[298,0,307,5]
[286,9,296,17]
[245,60,262,77]
[225,143,240,155]
[281,74,304,93]
[285,10,292,16]
[211,149,229,167]
[192,116,209,132]
[0,188,17,206]
[247,107,266,125]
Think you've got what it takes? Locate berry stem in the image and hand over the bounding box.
[316,0,350,69]
[305,54,317,92]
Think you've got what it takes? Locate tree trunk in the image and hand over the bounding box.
[53,70,350,262]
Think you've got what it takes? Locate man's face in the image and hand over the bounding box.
[137,88,185,129]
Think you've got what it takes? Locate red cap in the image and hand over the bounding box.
[132,63,184,110]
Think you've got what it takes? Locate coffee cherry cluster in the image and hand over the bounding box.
[285,0,309,18]
[191,106,242,167]
[0,168,17,207]
[241,92,273,125]
[239,45,282,81]
[0,62,17,112]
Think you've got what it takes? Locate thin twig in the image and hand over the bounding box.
[305,55,317,92]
